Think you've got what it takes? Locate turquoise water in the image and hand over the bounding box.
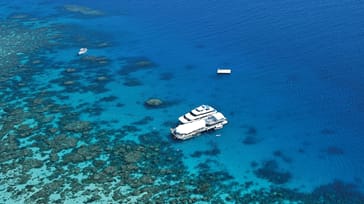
[1,0,364,203]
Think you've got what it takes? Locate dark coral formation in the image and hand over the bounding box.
[242,135,262,145]
[312,180,364,203]
[191,142,221,158]
[123,77,143,86]
[237,180,364,204]
[253,160,292,185]
[118,57,157,76]
[132,116,154,125]
[244,126,257,135]
[99,95,118,102]
[273,150,293,163]
[320,128,336,135]
[191,147,221,158]
[159,72,174,81]
[323,145,345,156]
[241,125,262,145]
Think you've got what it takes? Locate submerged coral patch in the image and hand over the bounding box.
[241,125,263,145]
[63,4,104,16]
[323,145,345,156]
[242,135,262,145]
[121,125,141,133]
[7,13,31,20]
[132,116,154,125]
[190,147,221,157]
[118,57,157,76]
[273,150,293,163]
[191,144,221,158]
[80,55,110,67]
[159,72,174,81]
[320,128,336,135]
[144,98,163,108]
[244,126,257,135]
[253,160,292,184]
[312,180,364,203]
[99,95,118,102]
[63,121,92,133]
[123,77,143,86]
[192,141,221,157]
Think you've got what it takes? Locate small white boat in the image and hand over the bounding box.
[217,68,232,74]
[78,48,88,55]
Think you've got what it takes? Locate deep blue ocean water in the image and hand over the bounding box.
[1,0,364,203]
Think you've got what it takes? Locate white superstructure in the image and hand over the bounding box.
[178,105,217,124]
[171,107,228,140]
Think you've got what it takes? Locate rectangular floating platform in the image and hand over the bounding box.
[217,68,232,74]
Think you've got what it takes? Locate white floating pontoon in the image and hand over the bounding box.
[217,68,232,74]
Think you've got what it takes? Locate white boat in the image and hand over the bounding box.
[78,48,88,55]
[171,112,228,140]
[217,68,231,74]
[178,104,217,124]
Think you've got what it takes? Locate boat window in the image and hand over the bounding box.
[190,112,196,116]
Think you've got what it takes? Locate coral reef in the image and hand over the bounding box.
[242,135,262,145]
[273,150,293,163]
[144,98,163,108]
[191,142,221,157]
[253,160,292,184]
[159,72,174,81]
[123,77,143,86]
[241,125,263,145]
[323,145,344,156]
[63,4,104,16]
[118,57,156,76]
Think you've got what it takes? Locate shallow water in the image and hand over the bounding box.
[1,0,364,203]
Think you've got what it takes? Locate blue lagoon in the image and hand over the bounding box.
[1,0,364,203]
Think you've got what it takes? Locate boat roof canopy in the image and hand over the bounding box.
[212,112,225,120]
[175,120,206,134]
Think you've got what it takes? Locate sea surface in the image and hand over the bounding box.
[1,0,364,203]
